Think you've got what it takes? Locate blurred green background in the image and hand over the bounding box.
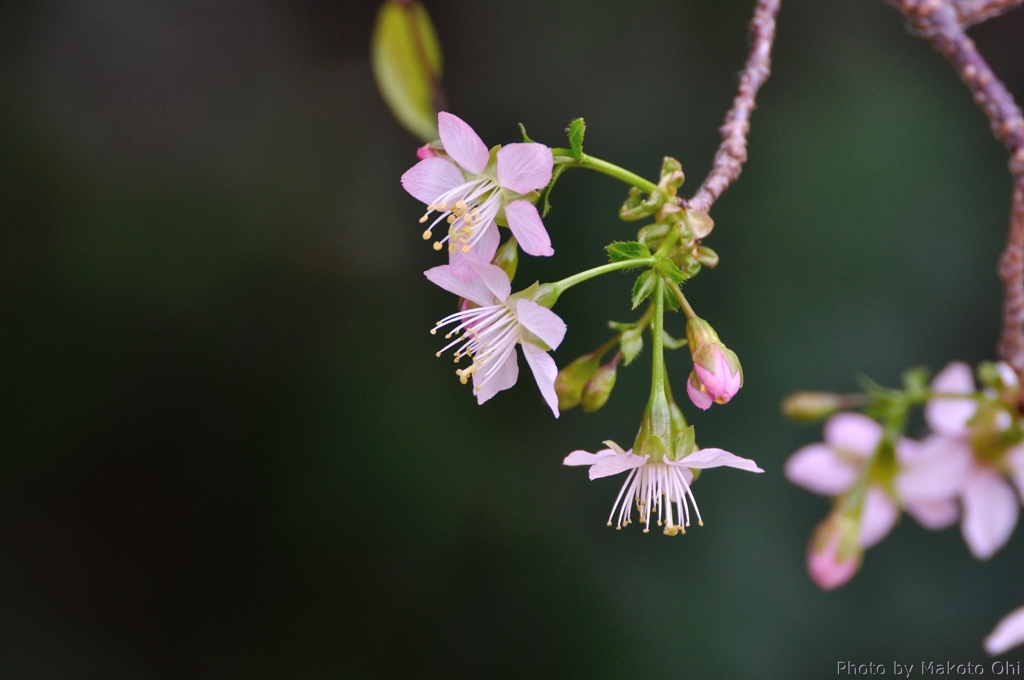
[2,0,1023,677]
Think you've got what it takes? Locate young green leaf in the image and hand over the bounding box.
[620,327,644,365]
[567,118,586,161]
[606,241,652,263]
[657,258,690,285]
[371,0,443,142]
[631,271,656,309]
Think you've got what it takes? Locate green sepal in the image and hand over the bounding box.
[620,327,644,365]
[370,0,443,142]
[682,210,714,239]
[581,361,618,412]
[567,118,586,161]
[606,241,652,264]
[662,330,687,350]
[670,425,697,461]
[631,271,657,309]
[518,122,533,143]
[540,164,569,217]
[695,246,719,268]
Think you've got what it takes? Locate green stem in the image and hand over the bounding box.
[653,224,681,258]
[545,258,655,301]
[550,149,659,194]
[667,283,698,319]
[651,277,666,402]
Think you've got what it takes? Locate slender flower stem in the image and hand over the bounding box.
[653,225,681,259]
[651,277,667,401]
[667,283,698,319]
[551,149,660,194]
[546,258,655,298]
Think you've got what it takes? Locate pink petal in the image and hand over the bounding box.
[1004,444,1024,500]
[416,143,437,160]
[401,157,466,204]
[904,498,959,530]
[467,261,511,302]
[449,221,500,280]
[961,468,1019,560]
[823,412,883,458]
[423,265,494,307]
[438,112,489,175]
[521,342,559,417]
[784,443,860,495]
[925,362,977,437]
[504,201,554,257]
[686,374,713,410]
[693,348,741,403]
[807,525,860,591]
[859,486,899,548]
[563,449,616,466]
[516,299,566,350]
[674,448,763,473]
[473,348,519,405]
[496,143,553,194]
[896,435,971,502]
[986,605,1024,656]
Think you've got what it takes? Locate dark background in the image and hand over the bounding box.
[2,0,1023,677]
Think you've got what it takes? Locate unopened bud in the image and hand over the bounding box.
[695,245,719,269]
[686,318,742,406]
[492,236,519,282]
[781,392,845,422]
[807,514,861,591]
[581,357,619,412]
[555,352,601,411]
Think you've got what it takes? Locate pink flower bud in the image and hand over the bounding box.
[692,344,742,403]
[807,517,861,590]
[416,143,437,160]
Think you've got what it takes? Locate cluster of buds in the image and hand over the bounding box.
[784,361,1024,591]
[403,111,759,535]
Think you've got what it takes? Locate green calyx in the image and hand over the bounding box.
[555,352,603,411]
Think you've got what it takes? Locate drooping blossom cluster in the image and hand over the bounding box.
[403,112,759,533]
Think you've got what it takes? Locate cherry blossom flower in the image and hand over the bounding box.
[785,411,966,551]
[563,441,762,534]
[921,361,1024,560]
[426,262,565,416]
[402,112,554,279]
[986,605,1024,656]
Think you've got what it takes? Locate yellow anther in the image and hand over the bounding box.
[437,202,447,211]
[433,242,443,251]
[430,329,436,335]
[427,203,436,211]
[447,215,456,224]
[698,520,704,526]
[448,244,457,253]
[643,528,650,534]
[419,215,429,224]
[461,245,471,253]
[422,229,432,239]
[606,522,612,527]
[435,351,441,357]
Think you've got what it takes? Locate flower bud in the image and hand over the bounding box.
[555,352,602,411]
[581,357,618,412]
[781,391,845,422]
[687,370,713,411]
[686,318,742,405]
[807,515,861,591]
[492,236,519,282]
[694,245,719,269]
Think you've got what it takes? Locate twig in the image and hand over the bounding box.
[886,0,1024,377]
[953,0,1024,26]
[685,0,781,215]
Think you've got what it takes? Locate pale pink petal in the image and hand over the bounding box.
[437,112,489,175]
[504,201,554,257]
[472,348,519,405]
[896,435,971,502]
[400,157,466,204]
[587,451,648,480]
[449,221,500,280]
[925,361,977,437]
[986,605,1024,656]
[496,143,553,194]
[859,486,899,548]
[466,262,511,302]
[904,498,959,530]
[784,443,860,495]
[516,299,566,350]
[1005,444,1024,500]
[823,412,883,458]
[521,342,559,417]
[563,449,616,466]
[961,468,1019,560]
[423,265,494,307]
[686,375,713,410]
[996,362,1020,390]
[674,448,763,473]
